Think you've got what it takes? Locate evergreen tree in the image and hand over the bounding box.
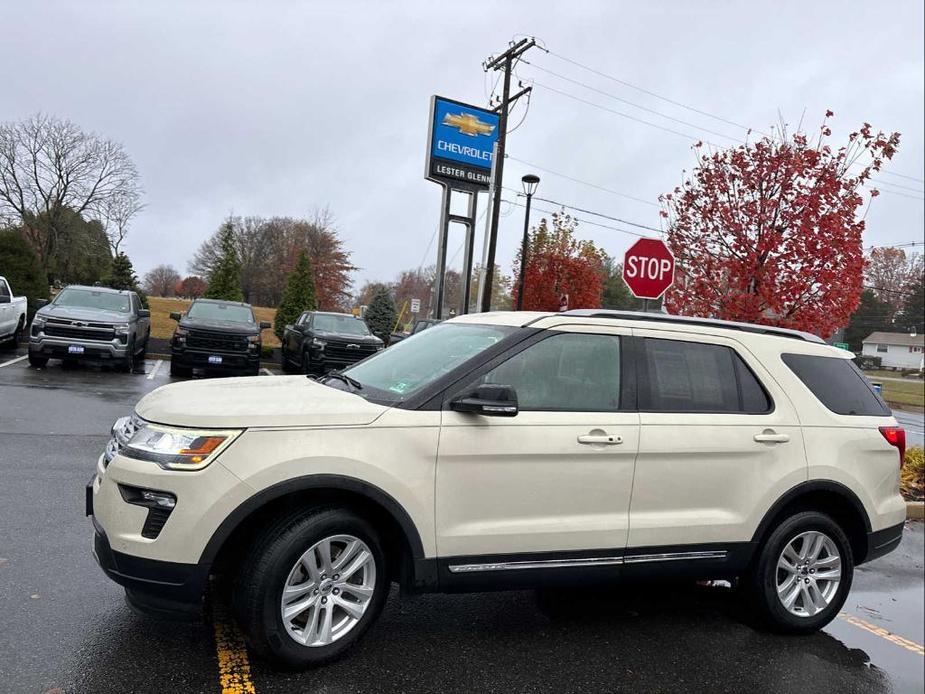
[898,273,924,336]
[0,229,49,318]
[204,221,243,301]
[105,251,148,308]
[274,250,316,339]
[845,289,893,352]
[364,286,396,342]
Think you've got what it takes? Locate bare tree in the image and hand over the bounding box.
[143,264,181,297]
[0,113,142,278]
[98,187,144,255]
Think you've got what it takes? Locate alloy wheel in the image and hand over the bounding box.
[280,534,377,647]
[775,530,842,617]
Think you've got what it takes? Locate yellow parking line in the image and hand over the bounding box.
[839,612,924,656]
[212,602,257,693]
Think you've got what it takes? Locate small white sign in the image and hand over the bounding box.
[410,298,421,313]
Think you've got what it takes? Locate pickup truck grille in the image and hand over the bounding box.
[325,341,378,363]
[45,321,115,341]
[186,330,249,353]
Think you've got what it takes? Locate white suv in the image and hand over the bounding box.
[88,310,907,668]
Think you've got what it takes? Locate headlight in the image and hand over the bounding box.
[113,323,130,334]
[311,338,326,349]
[32,316,47,329]
[121,422,242,470]
[247,334,261,345]
[173,327,188,344]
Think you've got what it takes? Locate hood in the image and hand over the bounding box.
[38,305,131,324]
[135,376,388,429]
[314,330,383,345]
[179,317,259,334]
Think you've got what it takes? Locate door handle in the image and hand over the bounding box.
[577,434,623,445]
[754,430,790,444]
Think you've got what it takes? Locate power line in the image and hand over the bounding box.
[502,197,651,239]
[542,48,925,185]
[866,241,923,250]
[867,178,924,195]
[524,61,741,143]
[506,155,660,208]
[534,80,721,146]
[543,49,762,136]
[501,186,662,233]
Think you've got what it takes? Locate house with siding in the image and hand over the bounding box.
[861,331,924,370]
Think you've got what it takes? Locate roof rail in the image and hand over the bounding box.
[559,309,825,343]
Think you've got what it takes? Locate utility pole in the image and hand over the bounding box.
[479,37,536,313]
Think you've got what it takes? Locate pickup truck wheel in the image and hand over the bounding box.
[747,511,852,634]
[281,350,297,373]
[301,351,315,375]
[10,317,24,347]
[116,342,136,373]
[233,507,389,669]
[28,352,48,368]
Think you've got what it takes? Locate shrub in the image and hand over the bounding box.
[854,355,882,370]
[902,446,924,501]
[0,229,49,319]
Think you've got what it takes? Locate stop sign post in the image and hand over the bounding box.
[622,238,675,309]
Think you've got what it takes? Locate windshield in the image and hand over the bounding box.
[313,314,371,336]
[53,288,131,313]
[187,301,255,323]
[344,323,514,400]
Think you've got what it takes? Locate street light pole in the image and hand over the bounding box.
[517,174,539,311]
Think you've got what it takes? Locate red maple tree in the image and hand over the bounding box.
[175,275,207,299]
[660,113,900,338]
[512,212,605,311]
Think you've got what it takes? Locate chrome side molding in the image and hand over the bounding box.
[448,550,727,574]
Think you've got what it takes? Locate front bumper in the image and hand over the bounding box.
[30,336,129,360]
[91,515,207,619]
[171,346,259,372]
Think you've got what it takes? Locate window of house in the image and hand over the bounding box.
[877,344,888,353]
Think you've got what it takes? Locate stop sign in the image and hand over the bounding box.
[623,238,675,299]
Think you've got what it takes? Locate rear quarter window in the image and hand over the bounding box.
[782,353,890,416]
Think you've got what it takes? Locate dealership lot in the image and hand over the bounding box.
[0,349,922,694]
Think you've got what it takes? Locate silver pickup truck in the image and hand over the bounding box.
[28,285,150,372]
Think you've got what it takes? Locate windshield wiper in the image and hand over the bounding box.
[320,369,363,391]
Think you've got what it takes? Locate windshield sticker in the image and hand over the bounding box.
[388,382,413,394]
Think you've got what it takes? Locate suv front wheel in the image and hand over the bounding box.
[748,511,853,633]
[233,507,389,668]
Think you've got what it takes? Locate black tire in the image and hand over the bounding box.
[28,352,48,368]
[232,507,389,669]
[301,350,315,375]
[116,341,136,373]
[747,511,853,634]
[169,360,192,378]
[281,349,297,373]
[6,317,24,347]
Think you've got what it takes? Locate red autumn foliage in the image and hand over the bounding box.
[512,212,605,311]
[659,113,900,338]
[175,275,207,299]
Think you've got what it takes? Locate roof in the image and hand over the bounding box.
[64,284,128,295]
[449,309,825,343]
[862,331,924,347]
[193,298,253,307]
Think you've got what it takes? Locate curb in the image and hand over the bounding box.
[907,502,924,520]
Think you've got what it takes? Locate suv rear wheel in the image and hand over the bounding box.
[748,511,853,633]
[233,507,389,668]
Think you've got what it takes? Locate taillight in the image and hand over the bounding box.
[879,426,906,465]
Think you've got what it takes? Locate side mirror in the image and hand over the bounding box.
[138,309,151,318]
[35,298,49,308]
[450,384,518,417]
[170,312,182,321]
[259,321,272,330]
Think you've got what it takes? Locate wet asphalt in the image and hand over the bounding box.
[0,346,923,694]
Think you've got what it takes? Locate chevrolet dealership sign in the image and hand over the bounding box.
[426,96,499,189]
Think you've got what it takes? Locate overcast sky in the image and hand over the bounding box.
[2,0,923,294]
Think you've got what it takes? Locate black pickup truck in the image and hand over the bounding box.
[281,311,383,374]
[169,299,270,377]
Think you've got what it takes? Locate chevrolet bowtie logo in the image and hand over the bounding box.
[443,112,495,137]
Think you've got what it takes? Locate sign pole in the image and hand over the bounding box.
[476,142,499,312]
[433,185,451,320]
[460,190,478,314]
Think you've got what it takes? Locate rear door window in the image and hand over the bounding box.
[782,354,890,416]
[639,338,771,413]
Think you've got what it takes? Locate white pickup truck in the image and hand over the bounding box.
[0,275,28,346]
